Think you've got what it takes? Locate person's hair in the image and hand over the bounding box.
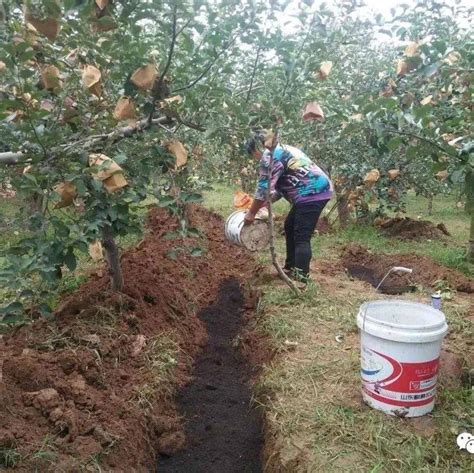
[244,131,265,154]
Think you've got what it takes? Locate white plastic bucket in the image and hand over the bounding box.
[356,300,448,417]
[224,210,270,252]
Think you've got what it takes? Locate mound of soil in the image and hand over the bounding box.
[377,217,450,241]
[341,244,473,294]
[0,206,265,471]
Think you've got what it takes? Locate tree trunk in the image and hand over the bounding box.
[427,194,433,216]
[466,168,474,263]
[101,225,124,291]
[337,193,350,228]
[468,210,474,263]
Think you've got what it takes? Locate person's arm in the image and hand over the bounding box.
[245,150,285,225]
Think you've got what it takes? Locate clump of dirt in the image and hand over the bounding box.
[376,217,450,241]
[0,206,265,471]
[341,244,473,294]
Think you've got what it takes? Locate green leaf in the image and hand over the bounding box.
[0,301,23,315]
[387,137,403,151]
[187,228,201,237]
[159,195,176,207]
[406,146,418,160]
[182,193,202,203]
[423,63,439,77]
[190,247,203,257]
[167,249,178,260]
[450,169,464,184]
[64,249,77,272]
[38,303,53,318]
[0,314,24,325]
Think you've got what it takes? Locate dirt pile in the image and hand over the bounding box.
[341,244,473,294]
[0,206,261,471]
[376,217,450,240]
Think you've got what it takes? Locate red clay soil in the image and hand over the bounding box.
[376,217,450,241]
[341,244,473,294]
[0,206,267,471]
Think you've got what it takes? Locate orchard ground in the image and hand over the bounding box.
[205,184,473,472]
[0,188,472,471]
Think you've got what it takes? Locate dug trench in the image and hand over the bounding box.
[0,206,270,472]
[158,278,263,472]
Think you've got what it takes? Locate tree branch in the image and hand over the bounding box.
[148,3,178,124]
[246,45,261,103]
[0,116,169,165]
[266,130,300,295]
[172,26,247,93]
[380,127,459,159]
[0,152,25,164]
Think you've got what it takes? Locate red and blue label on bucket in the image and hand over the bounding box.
[361,347,439,407]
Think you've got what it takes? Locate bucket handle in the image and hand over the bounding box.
[362,266,413,332]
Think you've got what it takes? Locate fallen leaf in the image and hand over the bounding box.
[166,140,188,168]
[131,64,157,91]
[113,97,136,120]
[0,61,5,73]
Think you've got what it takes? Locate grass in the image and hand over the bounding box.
[132,333,182,410]
[255,285,473,472]
[0,446,22,468]
[203,183,473,472]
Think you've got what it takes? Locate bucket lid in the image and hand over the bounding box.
[357,300,448,343]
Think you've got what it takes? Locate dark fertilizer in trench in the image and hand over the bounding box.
[157,278,263,473]
[347,264,416,295]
